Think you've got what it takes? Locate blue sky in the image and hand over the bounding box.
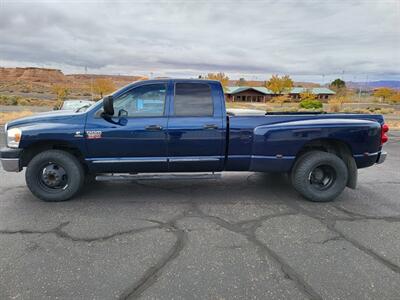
[0,0,399,83]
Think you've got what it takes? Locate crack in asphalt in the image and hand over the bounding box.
[0,221,162,243]
[331,204,400,222]
[119,217,188,300]
[320,235,343,244]
[283,201,400,275]
[1,198,400,299]
[329,221,400,275]
[188,207,323,300]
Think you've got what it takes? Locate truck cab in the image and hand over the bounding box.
[84,80,227,173]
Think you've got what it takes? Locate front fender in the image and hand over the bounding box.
[17,115,87,156]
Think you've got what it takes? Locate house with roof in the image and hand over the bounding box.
[288,87,336,101]
[225,86,335,102]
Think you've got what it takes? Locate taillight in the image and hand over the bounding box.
[381,123,389,144]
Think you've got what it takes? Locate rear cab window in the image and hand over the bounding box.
[174,83,213,116]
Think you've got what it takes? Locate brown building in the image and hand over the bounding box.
[288,87,336,101]
[225,86,335,102]
[225,87,273,102]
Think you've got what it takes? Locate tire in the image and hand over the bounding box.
[291,151,348,202]
[25,150,84,202]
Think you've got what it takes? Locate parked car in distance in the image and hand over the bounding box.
[57,100,95,111]
[1,79,388,202]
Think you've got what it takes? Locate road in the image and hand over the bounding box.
[0,130,399,299]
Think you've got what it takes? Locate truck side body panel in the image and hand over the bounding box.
[226,114,383,172]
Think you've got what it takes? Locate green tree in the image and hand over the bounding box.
[265,75,294,94]
[330,78,346,89]
[330,78,347,96]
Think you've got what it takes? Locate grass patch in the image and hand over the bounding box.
[386,120,400,130]
[226,101,398,115]
[0,95,53,107]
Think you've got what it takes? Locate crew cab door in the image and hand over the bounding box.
[167,82,225,172]
[85,83,169,173]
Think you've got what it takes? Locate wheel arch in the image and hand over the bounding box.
[21,140,88,172]
[293,138,357,189]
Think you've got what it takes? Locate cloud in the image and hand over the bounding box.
[0,0,399,81]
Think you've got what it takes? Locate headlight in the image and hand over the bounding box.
[7,128,22,148]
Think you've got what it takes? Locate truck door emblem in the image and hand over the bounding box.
[74,131,83,138]
[86,130,102,139]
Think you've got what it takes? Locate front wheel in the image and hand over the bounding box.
[291,151,348,202]
[25,150,84,202]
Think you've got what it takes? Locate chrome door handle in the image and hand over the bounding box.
[145,125,163,131]
[203,124,218,129]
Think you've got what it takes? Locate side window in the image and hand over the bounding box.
[113,84,166,117]
[174,83,213,116]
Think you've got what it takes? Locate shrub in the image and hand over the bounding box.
[299,90,317,101]
[328,99,341,112]
[373,87,395,102]
[389,93,400,104]
[52,84,70,101]
[299,99,323,109]
[273,95,290,106]
[271,106,299,113]
[376,108,394,114]
[17,99,30,106]
[0,95,20,105]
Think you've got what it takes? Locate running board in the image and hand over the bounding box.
[95,173,222,182]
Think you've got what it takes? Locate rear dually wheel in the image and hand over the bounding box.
[291,151,348,202]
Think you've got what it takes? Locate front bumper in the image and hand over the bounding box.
[376,151,387,164]
[0,147,23,172]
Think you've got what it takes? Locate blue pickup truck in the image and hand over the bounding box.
[1,79,388,202]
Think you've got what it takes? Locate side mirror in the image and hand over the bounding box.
[103,95,114,116]
[118,109,128,117]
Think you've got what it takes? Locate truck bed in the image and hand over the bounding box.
[225,112,384,172]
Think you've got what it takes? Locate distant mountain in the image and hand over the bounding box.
[0,67,147,86]
[347,81,400,90]
[227,80,320,88]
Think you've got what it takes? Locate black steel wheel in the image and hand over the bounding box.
[26,150,84,202]
[291,151,348,202]
[38,162,69,191]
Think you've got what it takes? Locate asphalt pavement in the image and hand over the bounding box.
[0,129,399,299]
